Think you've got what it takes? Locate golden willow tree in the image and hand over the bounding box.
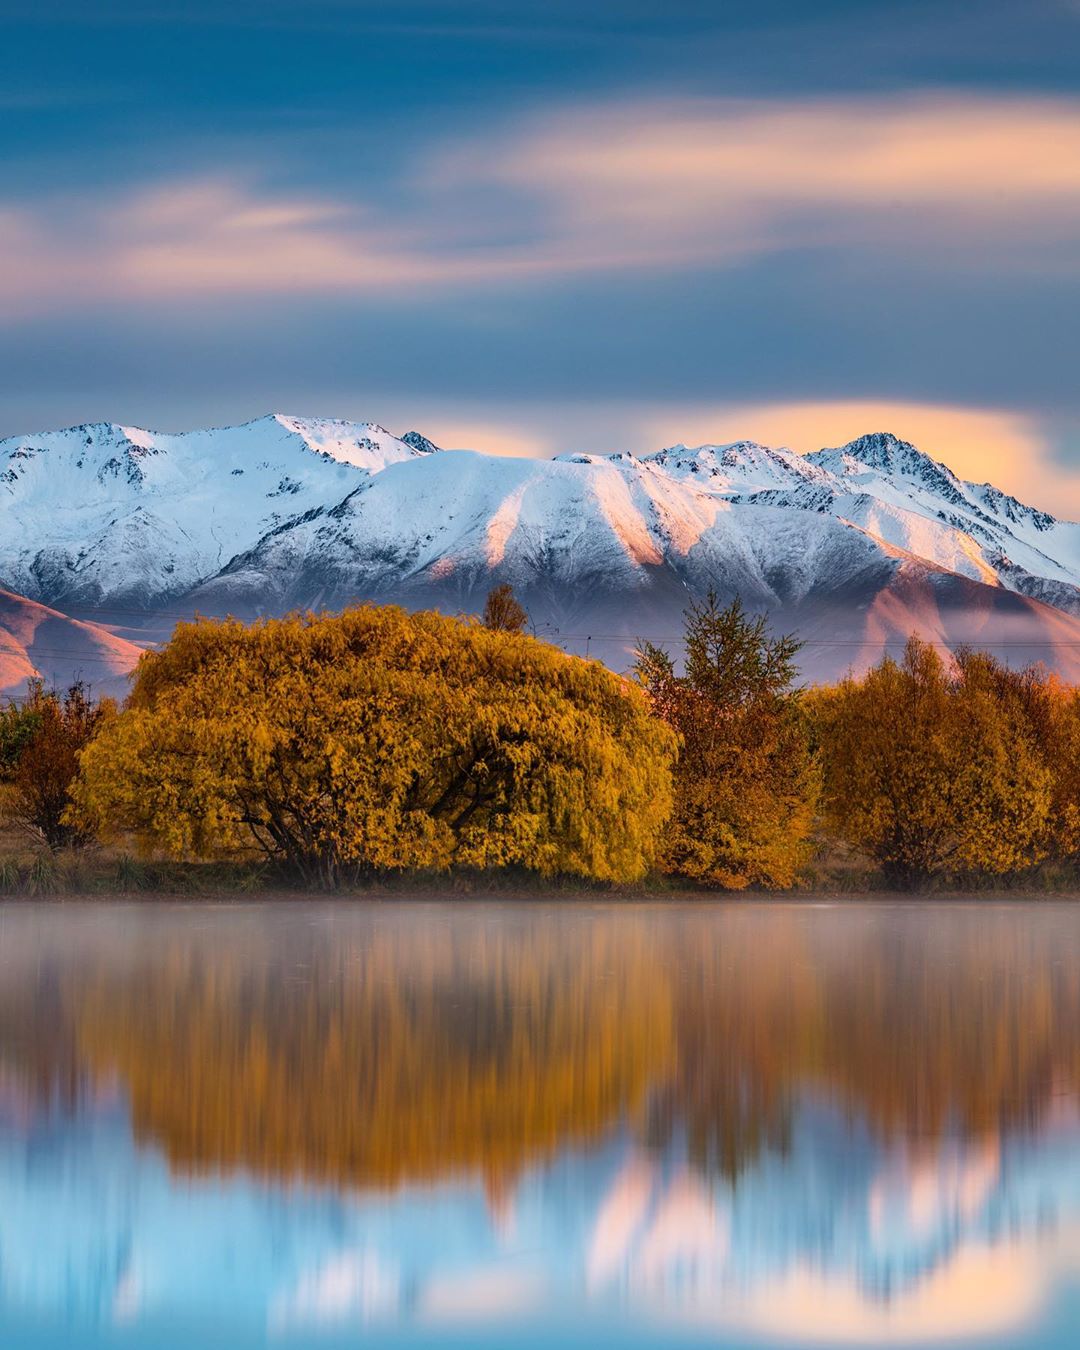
[634,593,818,889]
[810,637,1056,888]
[73,606,676,885]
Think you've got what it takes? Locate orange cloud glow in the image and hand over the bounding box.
[4,93,1080,319]
[649,400,1076,516]
[448,93,1080,268]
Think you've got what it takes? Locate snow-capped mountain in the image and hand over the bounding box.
[0,414,432,607]
[4,415,1080,687]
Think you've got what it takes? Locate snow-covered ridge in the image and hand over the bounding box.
[0,414,436,605]
[4,415,1080,685]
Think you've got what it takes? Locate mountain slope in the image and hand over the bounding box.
[0,589,144,696]
[0,415,434,606]
[5,415,1080,681]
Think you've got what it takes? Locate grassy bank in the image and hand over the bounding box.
[3,845,1080,900]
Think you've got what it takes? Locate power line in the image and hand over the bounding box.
[12,634,1080,658]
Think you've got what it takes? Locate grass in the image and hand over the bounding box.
[0,848,1077,900]
[0,849,273,898]
[0,825,1079,900]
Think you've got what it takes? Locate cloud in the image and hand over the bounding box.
[0,180,451,319]
[437,92,1080,270]
[0,177,542,320]
[3,92,1080,319]
[424,418,552,459]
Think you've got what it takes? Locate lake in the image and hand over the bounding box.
[0,898,1078,1349]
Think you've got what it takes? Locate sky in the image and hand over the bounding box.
[2,0,1080,508]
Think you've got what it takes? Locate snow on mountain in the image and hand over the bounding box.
[5,415,1080,682]
[803,433,1080,601]
[642,439,830,495]
[0,415,433,606]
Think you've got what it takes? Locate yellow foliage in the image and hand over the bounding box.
[809,637,1053,886]
[6,905,1080,1190]
[73,605,676,884]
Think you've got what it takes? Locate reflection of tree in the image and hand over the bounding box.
[647,911,821,1178]
[3,905,1080,1192]
[661,907,1080,1173]
[73,915,674,1190]
[809,910,1080,1140]
[0,977,81,1115]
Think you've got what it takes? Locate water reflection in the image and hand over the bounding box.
[0,900,1078,1347]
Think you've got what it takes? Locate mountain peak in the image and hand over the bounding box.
[269,413,391,436]
[828,431,921,469]
[643,439,828,493]
[401,430,442,455]
[807,431,971,503]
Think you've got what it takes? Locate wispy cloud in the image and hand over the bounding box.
[4,92,1080,318]
[0,176,555,319]
[0,180,458,318]
[445,93,1080,268]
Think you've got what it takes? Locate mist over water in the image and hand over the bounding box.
[1,899,1079,1348]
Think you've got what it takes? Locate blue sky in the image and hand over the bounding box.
[3,0,1080,505]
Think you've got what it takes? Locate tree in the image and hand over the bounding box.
[635,593,818,889]
[810,637,1051,888]
[4,680,114,849]
[73,605,676,886]
[0,692,44,781]
[482,583,528,634]
[951,648,1080,865]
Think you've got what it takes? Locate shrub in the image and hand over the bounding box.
[73,605,676,886]
[0,687,45,780]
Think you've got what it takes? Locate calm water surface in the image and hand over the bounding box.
[0,899,1079,1349]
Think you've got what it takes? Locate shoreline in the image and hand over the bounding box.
[4,884,1080,905]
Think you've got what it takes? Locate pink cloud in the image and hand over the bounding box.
[2,92,1080,319]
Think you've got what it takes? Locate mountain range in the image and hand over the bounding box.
[3,413,1080,692]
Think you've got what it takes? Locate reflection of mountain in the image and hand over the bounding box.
[2,902,1080,1343]
[1,1094,1078,1342]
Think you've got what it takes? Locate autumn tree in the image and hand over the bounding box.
[73,605,676,885]
[0,694,44,780]
[635,593,818,889]
[3,680,114,849]
[810,637,1051,888]
[951,648,1080,864]
[482,583,528,634]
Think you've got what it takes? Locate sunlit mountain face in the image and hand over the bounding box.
[9,420,1080,691]
[1,901,1080,1349]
